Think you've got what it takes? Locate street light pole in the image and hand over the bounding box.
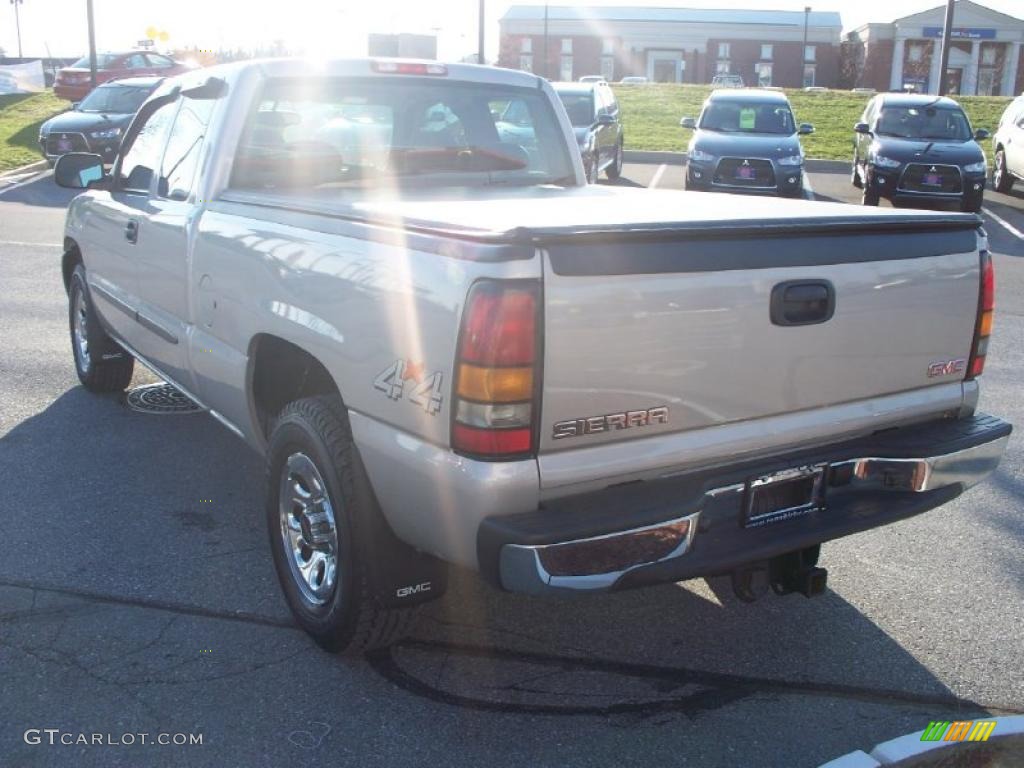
[478,0,485,64]
[802,6,811,86]
[542,3,549,79]
[86,0,97,89]
[11,0,24,59]
[937,0,955,95]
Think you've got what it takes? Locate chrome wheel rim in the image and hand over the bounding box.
[994,152,1004,187]
[278,452,339,606]
[72,285,90,373]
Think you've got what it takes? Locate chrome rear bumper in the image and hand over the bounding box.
[493,416,1009,595]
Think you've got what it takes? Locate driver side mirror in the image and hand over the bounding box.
[974,128,990,141]
[680,116,697,130]
[596,113,616,126]
[798,123,815,135]
[54,153,108,190]
[70,101,81,111]
[854,122,872,135]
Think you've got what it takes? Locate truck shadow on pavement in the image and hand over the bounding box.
[3,385,1018,739]
[0,171,79,208]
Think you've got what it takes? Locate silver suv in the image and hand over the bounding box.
[992,94,1024,193]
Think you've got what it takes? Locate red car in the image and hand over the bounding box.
[54,51,190,102]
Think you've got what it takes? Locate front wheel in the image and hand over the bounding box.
[267,396,418,654]
[585,153,599,184]
[993,149,1013,193]
[851,157,863,188]
[68,263,134,392]
[605,140,623,180]
[861,185,880,206]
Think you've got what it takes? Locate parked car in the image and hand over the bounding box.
[54,59,1009,654]
[38,77,163,166]
[53,52,188,102]
[991,93,1024,193]
[618,76,648,84]
[680,88,813,197]
[578,75,605,84]
[553,81,623,182]
[852,93,989,212]
[711,74,744,88]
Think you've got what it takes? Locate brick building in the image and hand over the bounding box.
[497,5,843,88]
[847,1,1023,96]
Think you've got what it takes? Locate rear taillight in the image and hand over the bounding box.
[452,281,540,459]
[966,250,995,379]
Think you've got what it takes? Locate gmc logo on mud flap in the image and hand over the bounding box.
[927,359,966,378]
[396,582,431,599]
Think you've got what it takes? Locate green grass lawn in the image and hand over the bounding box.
[613,84,1011,163]
[0,90,68,172]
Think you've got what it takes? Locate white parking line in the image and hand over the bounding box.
[0,240,63,248]
[0,170,49,197]
[982,206,1024,240]
[649,164,667,189]
[803,170,815,200]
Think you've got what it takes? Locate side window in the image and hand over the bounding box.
[158,97,216,201]
[124,54,148,70]
[863,99,877,126]
[595,87,609,117]
[118,100,178,194]
[604,87,618,116]
[146,54,174,70]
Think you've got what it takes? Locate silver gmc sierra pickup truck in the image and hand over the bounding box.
[54,59,1011,653]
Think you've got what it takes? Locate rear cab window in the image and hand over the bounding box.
[229,77,575,191]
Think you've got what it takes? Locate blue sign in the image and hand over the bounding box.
[922,27,997,40]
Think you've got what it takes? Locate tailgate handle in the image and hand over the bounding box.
[771,280,835,326]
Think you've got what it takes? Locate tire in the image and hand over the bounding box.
[993,148,1013,194]
[861,185,880,206]
[68,263,134,392]
[605,139,623,180]
[585,153,599,184]
[267,395,418,654]
[851,157,863,188]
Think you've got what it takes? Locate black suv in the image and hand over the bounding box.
[552,81,624,183]
[852,93,989,212]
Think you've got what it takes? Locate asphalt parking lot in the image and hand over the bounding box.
[0,163,1021,767]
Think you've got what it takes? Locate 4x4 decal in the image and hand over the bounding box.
[373,359,444,415]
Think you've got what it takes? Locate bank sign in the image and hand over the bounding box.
[922,26,997,39]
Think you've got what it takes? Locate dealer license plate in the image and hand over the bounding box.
[743,464,826,528]
[923,173,942,186]
[57,138,72,152]
[735,166,755,180]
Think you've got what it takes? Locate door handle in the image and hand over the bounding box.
[125,219,139,244]
[770,280,835,326]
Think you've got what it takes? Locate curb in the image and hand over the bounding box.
[819,716,1024,767]
[0,159,47,180]
[622,150,849,174]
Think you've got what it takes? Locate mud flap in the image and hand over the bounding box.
[351,451,448,609]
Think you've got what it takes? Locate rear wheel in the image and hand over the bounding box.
[68,264,134,392]
[605,139,623,180]
[993,148,1013,193]
[267,396,418,654]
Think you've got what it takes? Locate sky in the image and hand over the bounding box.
[2,0,1023,61]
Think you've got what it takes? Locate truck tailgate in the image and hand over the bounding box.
[539,222,981,458]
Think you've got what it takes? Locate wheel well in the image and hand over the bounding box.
[62,238,82,293]
[249,335,339,440]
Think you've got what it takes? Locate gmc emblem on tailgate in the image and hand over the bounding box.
[553,406,669,440]
[927,359,966,378]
